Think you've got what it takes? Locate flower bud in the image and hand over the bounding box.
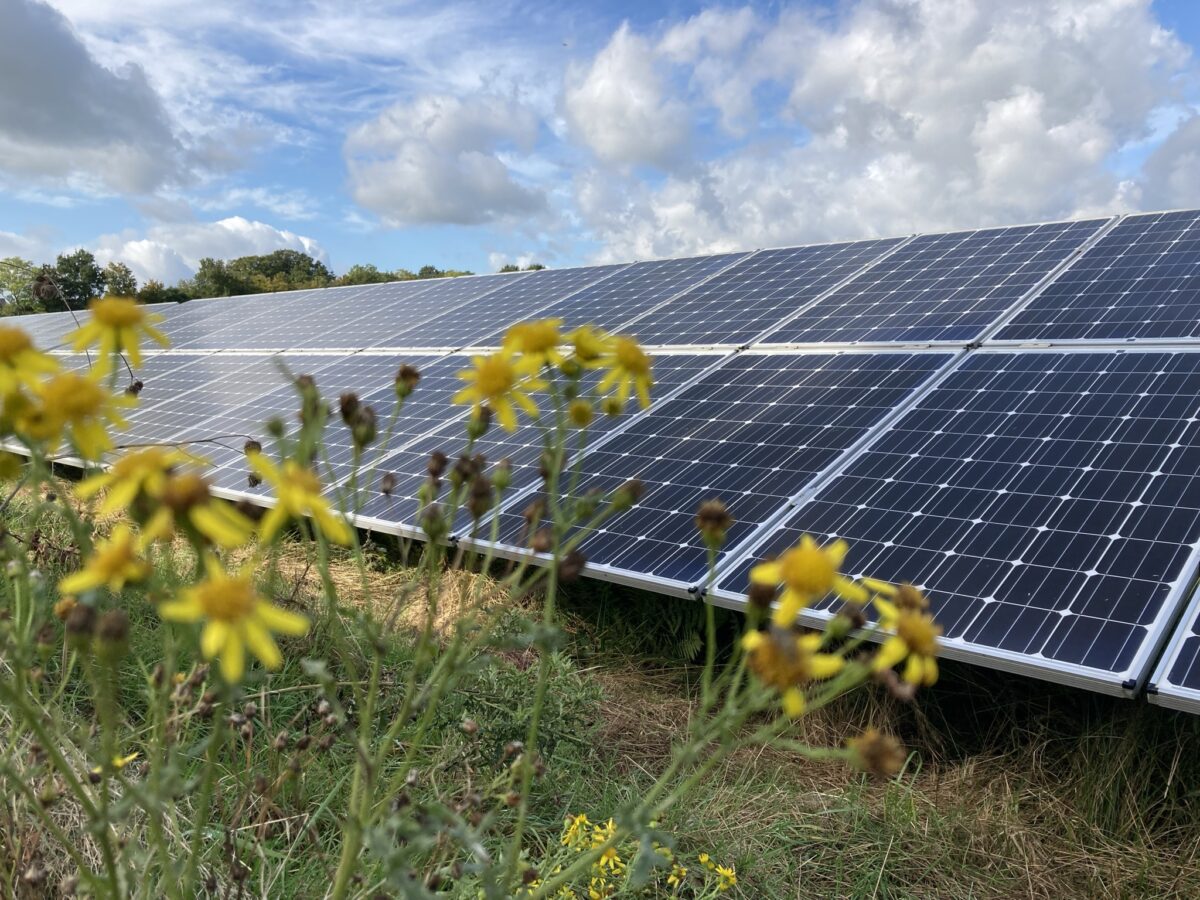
[395,364,421,400]
[95,609,130,662]
[379,472,398,496]
[338,392,360,424]
[557,550,587,584]
[695,499,734,549]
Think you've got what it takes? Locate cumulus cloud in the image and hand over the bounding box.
[0,0,185,193]
[564,24,690,168]
[1138,114,1200,209]
[574,0,1197,261]
[344,94,547,227]
[92,217,326,284]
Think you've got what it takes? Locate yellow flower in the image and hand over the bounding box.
[452,352,546,432]
[68,295,169,374]
[504,318,564,373]
[667,863,687,889]
[0,324,58,398]
[749,535,866,628]
[565,325,612,369]
[158,556,309,683]
[595,846,623,874]
[591,817,617,849]
[142,472,255,549]
[16,371,131,459]
[698,852,713,870]
[872,595,942,686]
[562,813,592,849]
[60,524,150,595]
[76,446,193,513]
[246,451,352,545]
[742,627,844,718]
[715,863,737,891]
[597,336,653,410]
[587,877,612,899]
[568,398,594,428]
[90,751,140,778]
[0,450,23,480]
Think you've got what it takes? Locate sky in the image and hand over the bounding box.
[1,0,1199,284]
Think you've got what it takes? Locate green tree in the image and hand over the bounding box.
[337,264,398,286]
[138,279,191,306]
[53,249,107,310]
[498,264,520,273]
[524,263,545,271]
[189,258,250,299]
[417,265,445,279]
[0,257,43,315]
[228,249,333,292]
[102,261,138,296]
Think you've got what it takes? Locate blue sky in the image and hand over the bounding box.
[1,0,1199,285]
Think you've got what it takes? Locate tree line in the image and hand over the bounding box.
[0,249,545,315]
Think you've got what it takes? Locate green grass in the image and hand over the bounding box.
[4,492,1200,897]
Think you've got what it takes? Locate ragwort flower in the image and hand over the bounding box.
[0,324,58,398]
[142,472,256,549]
[453,351,546,432]
[749,535,866,628]
[597,336,653,410]
[504,318,565,373]
[872,590,942,687]
[565,325,612,369]
[158,556,309,683]
[246,451,352,545]
[68,295,169,374]
[75,446,193,513]
[60,524,150,595]
[742,626,844,717]
[16,371,131,459]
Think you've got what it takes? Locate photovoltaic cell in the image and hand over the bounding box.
[716,350,1200,688]
[622,239,902,346]
[477,351,951,589]
[763,219,1108,344]
[473,252,749,340]
[390,265,629,349]
[996,211,1200,342]
[356,353,721,533]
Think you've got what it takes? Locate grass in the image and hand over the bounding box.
[4,491,1200,897]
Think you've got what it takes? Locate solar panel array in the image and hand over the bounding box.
[24,207,1200,708]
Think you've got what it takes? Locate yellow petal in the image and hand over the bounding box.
[219,631,245,683]
[159,595,205,623]
[258,505,289,543]
[241,620,282,670]
[781,687,806,718]
[253,602,309,637]
[59,569,102,594]
[809,653,845,680]
[861,577,896,596]
[190,503,251,548]
[749,561,782,585]
[834,576,867,603]
[741,630,765,652]
[873,636,909,672]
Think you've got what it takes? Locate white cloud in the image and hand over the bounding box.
[0,0,185,193]
[91,217,326,284]
[344,94,547,226]
[194,186,320,221]
[574,0,1197,261]
[564,23,690,168]
[1138,113,1200,209]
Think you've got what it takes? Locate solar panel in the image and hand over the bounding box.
[469,350,952,591]
[116,353,310,449]
[620,238,902,347]
[197,353,464,495]
[714,349,1200,693]
[1148,592,1200,712]
[763,219,1109,345]
[996,211,1200,342]
[471,252,749,340]
[353,353,723,534]
[388,264,630,350]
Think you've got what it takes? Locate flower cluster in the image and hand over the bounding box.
[453,319,654,433]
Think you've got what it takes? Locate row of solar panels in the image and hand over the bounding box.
[20,208,1200,354]
[14,207,1200,714]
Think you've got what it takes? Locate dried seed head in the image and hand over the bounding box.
[537,450,556,485]
[338,392,360,424]
[243,439,262,456]
[421,504,447,541]
[379,472,398,496]
[467,475,493,519]
[272,731,289,752]
[895,583,930,613]
[316,699,332,715]
[611,479,645,510]
[53,595,77,621]
[64,603,96,645]
[247,472,263,488]
[847,727,907,778]
[95,610,130,660]
[395,364,421,399]
[557,549,587,584]
[161,472,211,513]
[460,718,478,736]
[695,499,734,548]
[530,528,552,553]
[233,498,264,522]
[427,450,449,480]
[350,404,377,447]
[125,379,144,397]
[522,499,545,525]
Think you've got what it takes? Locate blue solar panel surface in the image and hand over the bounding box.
[624,239,902,346]
[480,351,951,587]
[996,211,1200,342]
[716,350,1200,682]
[764,219,1108,344]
